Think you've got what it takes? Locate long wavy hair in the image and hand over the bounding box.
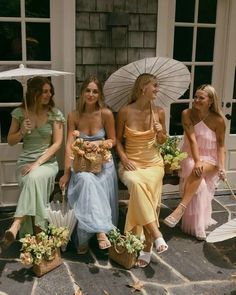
[196,84,224,118]
[76,76,105,114]
[22,76,55,111]
[129,73,156,104]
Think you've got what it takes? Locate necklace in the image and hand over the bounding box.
[191,108,210,123]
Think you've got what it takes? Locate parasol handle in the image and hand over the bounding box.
[150,101,159,124]
[22,79,31,134]
[62,187,66,203]
[224,178,236,200]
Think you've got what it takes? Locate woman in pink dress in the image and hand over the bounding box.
[164,84,226,240]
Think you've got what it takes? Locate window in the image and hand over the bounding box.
[0,0,51,142]
[169,0,217,135]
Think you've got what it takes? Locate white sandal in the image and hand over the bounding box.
[136,251,151,268]
[154,237,168,254]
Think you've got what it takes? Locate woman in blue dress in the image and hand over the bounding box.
[59,76,118,254]
[1,76,65,250]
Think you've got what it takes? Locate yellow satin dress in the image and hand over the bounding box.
[119,125,164,236]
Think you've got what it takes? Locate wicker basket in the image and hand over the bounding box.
[164,163,179,175]
[32,248,62,277]
[73,153,102,174]
[108,244,137,269]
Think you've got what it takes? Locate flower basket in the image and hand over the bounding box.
[20,224,69,277]
[71,130,112,174]
[32,248,62,277]
[164,163,179,175]
[108,244,137,269]
[73,153,103,174]
[108,229,144,269]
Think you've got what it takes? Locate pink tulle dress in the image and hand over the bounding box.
[179,120,219,238]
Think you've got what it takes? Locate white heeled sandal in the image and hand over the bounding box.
[154,237,168,254]
[163,202,186,228]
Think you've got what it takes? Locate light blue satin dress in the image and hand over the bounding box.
[67,129,118,246]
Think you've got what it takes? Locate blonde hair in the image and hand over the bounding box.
[129,73,156,103]
[196,84,224,118]
[76,76,104,114]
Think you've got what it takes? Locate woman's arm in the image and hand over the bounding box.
[182,109,203,176]
[215,116,226,179]
[154,107,167,144]
[102,108,116,147]
[21,120,64,175]
[7,118,23,145]
[59,112,76,188]
[7,117,33,146]
[116,106,136,170]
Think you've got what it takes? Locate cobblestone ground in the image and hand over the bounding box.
[0,193,236,295]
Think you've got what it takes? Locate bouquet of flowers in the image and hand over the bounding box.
[108,228,144,255]
[159,135,187,171]
[107,228,144,269]
[71,130,112,162]
[20,224,69,266]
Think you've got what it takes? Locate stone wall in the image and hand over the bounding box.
[76,0,158,93]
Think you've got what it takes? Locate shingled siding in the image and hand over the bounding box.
[76,0,158,93]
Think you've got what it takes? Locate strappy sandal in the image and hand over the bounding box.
[1,230,16,251]
[77,244,89,254]
[136,251,151,268]
[97,233,111,250]
[163,202,186,228]
[154,237,168,254]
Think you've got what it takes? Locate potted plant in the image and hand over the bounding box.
[158,135,187,173]
[20,224,69,277]
[108,228,144,269]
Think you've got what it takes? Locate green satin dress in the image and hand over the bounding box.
[11,107,65,236]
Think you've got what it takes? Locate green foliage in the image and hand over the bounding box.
[20,224,69,265]
[108,228,144,255]
[158,135,187,170]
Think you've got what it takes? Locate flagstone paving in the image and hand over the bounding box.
[0,193,236,295]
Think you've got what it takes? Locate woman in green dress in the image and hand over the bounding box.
[1,76,65,250]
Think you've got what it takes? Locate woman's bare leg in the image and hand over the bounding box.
[164,162,218,227]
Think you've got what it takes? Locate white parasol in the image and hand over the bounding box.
[104,57,191,112]
[206,178,236,243]
[0,63,73,115]
[206,218,236,243]
[46,189,77,251]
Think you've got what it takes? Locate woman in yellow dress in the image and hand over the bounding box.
[116,73,168,267]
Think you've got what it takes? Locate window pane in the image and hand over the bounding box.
[25,0,50,18]
[0,80,22,103]
[0,107,17,143]
[196,28,215,62]
[230,103,236,134]
[198,0,217,24]
[175,0,195,23]
[173,27,193,61]
[0,0,20,17]
[0,22,22,61]
[233,68,236,99]
[26,23,51,61]
[194,66,212,90]
[169,103,189,136]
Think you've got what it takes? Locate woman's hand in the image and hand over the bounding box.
[218,169,226,181]
[59,174,70,190]
[83,141,99,152]
[21,162,40,176]
[193,161,203,177]
[153,121,163,134]
[22,118,34,134]
[122,158,137,171]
